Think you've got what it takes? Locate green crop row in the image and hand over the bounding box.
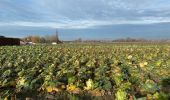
[0,44,170,100]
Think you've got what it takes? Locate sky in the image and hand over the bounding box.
[0,0,170,40]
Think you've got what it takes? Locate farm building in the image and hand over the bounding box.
[0,36,20,46]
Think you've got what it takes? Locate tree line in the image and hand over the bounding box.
[22,35,170,44]
[22,34,61,43]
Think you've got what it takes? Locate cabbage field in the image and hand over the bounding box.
[0,44,170,100]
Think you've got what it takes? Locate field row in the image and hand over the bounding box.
[0,44,170,99]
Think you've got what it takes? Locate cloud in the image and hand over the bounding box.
[0,0,170,29]
[1,17,170,29]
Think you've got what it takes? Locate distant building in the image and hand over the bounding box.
[0,36,20,46]
[52,42,57,45]
[0,36,5,38]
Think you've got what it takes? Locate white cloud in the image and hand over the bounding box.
[1,17,170,29]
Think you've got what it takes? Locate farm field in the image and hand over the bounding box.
[0,44,170,100]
